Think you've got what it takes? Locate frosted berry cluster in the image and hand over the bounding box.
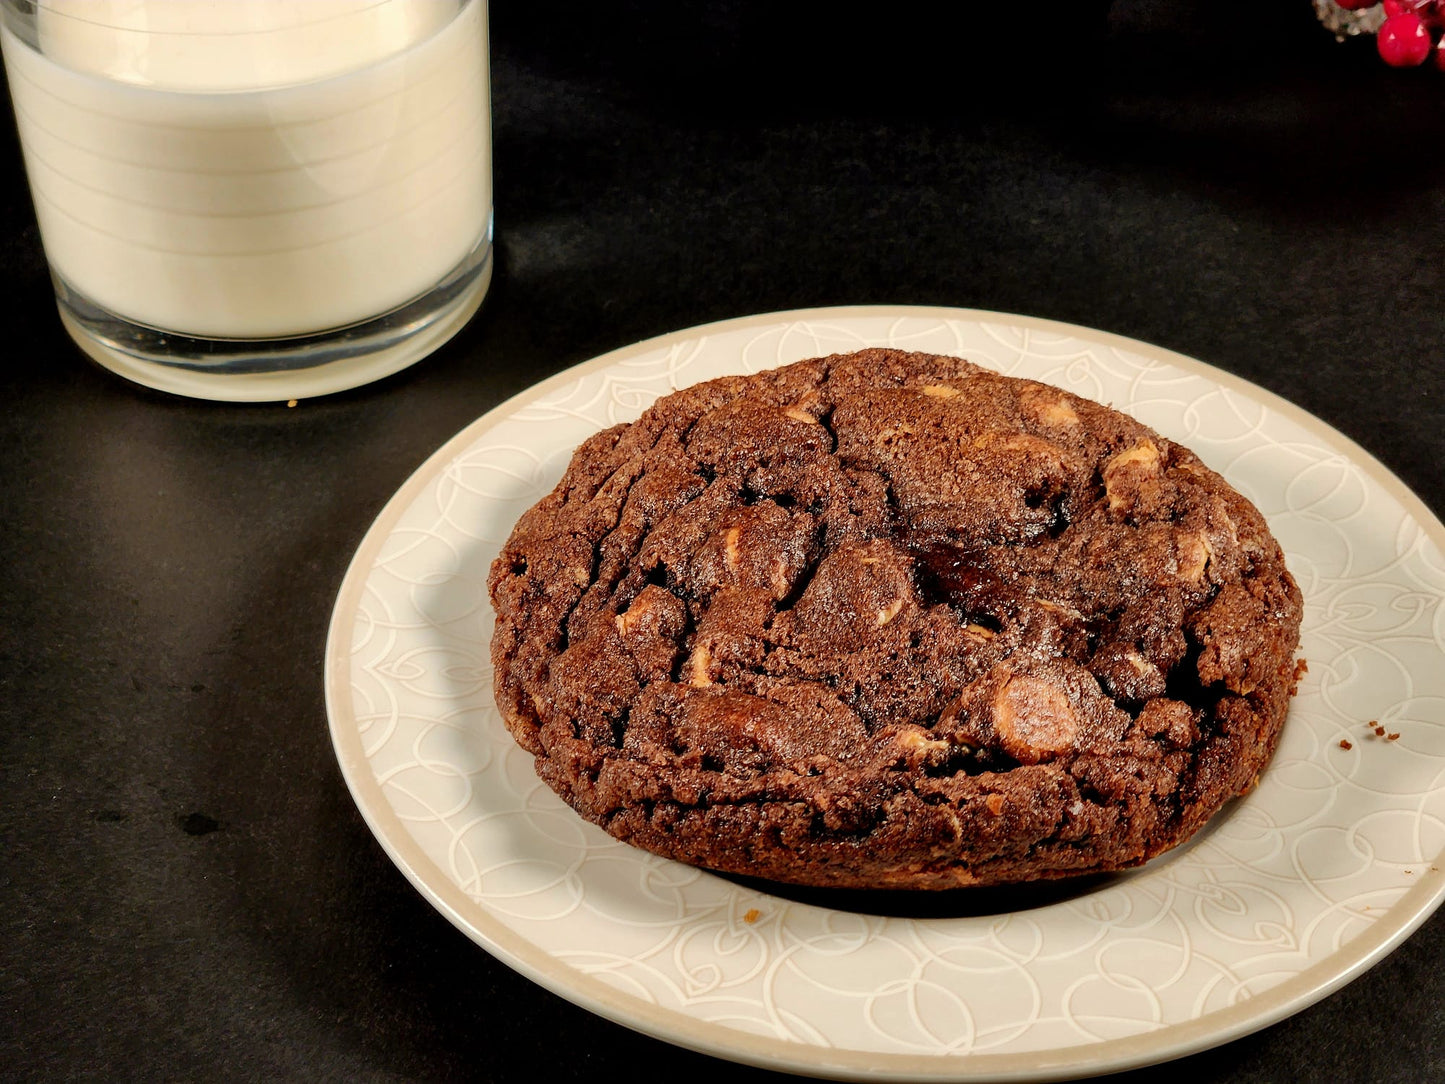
[1328,0,1445,67]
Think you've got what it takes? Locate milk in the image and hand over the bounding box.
[1,0,491,340]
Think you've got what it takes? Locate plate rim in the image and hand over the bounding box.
[324,304,1445,1082]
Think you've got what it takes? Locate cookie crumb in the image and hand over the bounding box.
[743,908,760,924]
[1338,739,1353,750]
[1288,657,1309,695]
[286,398,298,408]
[1374,725,1387,737]
[1387,732,1400,741]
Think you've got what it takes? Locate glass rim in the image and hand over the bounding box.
[5,0,472,40]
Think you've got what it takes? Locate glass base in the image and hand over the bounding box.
[55,236,492,403]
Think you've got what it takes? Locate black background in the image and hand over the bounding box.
[3,1,1443,1080]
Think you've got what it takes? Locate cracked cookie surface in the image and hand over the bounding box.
[487,349,1303,889]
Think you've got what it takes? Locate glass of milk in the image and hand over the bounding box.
[0,0,492,402]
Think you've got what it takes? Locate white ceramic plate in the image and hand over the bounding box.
[324,307,1445,1081]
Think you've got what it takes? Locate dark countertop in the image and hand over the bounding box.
[3,2,1442,1080]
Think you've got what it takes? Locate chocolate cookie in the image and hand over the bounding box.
[488,350,1303,889]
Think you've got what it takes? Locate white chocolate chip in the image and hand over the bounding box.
[1103,439,1162,514]
[1109,439,1161,472]
[999,433,1067,458]
[1038,401,1079,426]
[614,591,660,638]
[688,644,713,688]
[769,556,791,598]
[1176,530,1211,583]
[875,598,905,626]
[895,729,950,755]
[1216,500,1240,547]
[1124,650,1156,677]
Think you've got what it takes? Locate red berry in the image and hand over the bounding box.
[1435,36,1445,68]
[1384,0,1440,21]
[1336,0,1379,8]
[1378,12,1433,66]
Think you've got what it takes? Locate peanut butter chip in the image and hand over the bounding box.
[992,674,1080,764]
[784,406,818,423]
[874,597,905,626]
[921,384,960,398]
